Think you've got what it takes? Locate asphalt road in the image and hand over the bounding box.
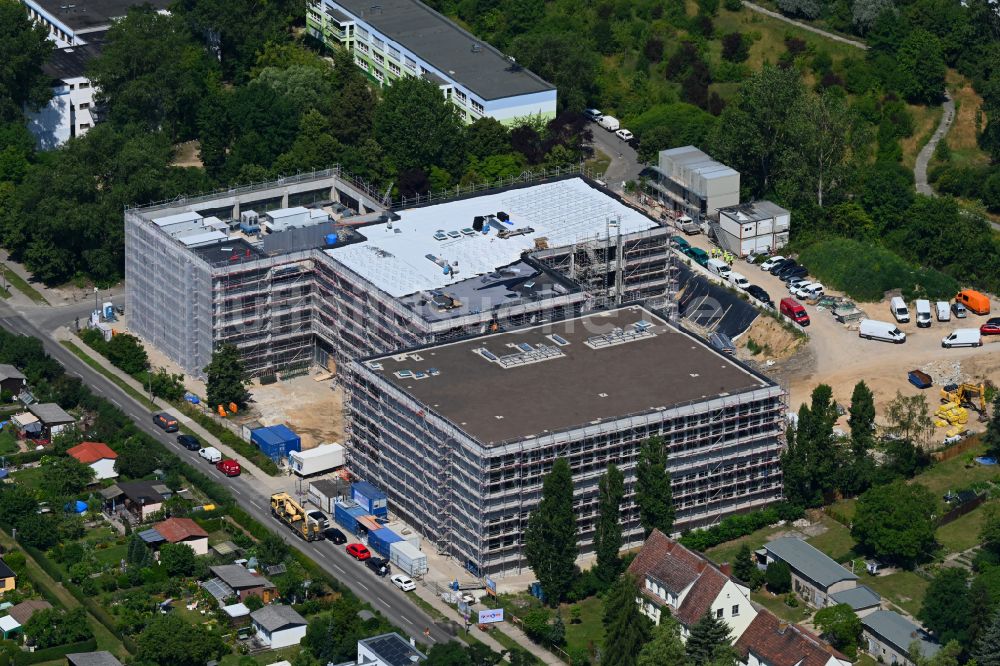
[587,121,644,190]
[0,299,454,646]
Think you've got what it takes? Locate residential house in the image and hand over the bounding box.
[861,610,940,666]
[8,600,51,625]
[66,442,118,481]
[628,529,757,640]
[305,0,556,124]
[761,537,858,608]
[152,517,209,556]
[828,585,882,618]
[65,652,124,666]
[27,403,76,438]
[250,605,307,649]
[736,609,852,666]
[102,480,170,521]
[207,565,277,604]
[356,633,426,666]
[0,559,16,596]
[0,365,27,395]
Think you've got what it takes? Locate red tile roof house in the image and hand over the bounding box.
[736,610,851,666]
[66,442,118,481]
[153,517,209,556]
[628,529,758,640]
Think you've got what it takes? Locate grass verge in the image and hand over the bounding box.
[0,264,48,304]
[60,340,156,409]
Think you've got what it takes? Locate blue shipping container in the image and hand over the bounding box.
[368,528,403,558]
[251,425,302,459]
[334,501,369,535]
[351,481,388,518]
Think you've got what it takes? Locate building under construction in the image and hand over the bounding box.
[125,169,675,378]
[345,306,787,577]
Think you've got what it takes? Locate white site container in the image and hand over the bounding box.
[289,443,346,476]
[390,540,428,577]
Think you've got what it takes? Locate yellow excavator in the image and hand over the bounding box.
[939,383,988,422]
[270,493,321,541]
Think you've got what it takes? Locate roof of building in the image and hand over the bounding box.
[363,306,773,444]
[627,529,732,627]
[210,565,275,590]
[829,585,881,611]
[331,0,553,100]
[190,238,267,267]
[310,478,348,498]
[27,402,74,424]
[0,616,19,633]
[154,517,209,543]
[0,559,16,581]
[43,43,103,81]
[115,480,169,506]
[251,605,306,632]
[137,528,166,544]
[67,441,117,464]
[327,177,657,299]
[359,632,427,666]
[222,602,251,618]
[212,540,240,557]
[718,201,790,223]
[28,0,171,33]
[8,600,52,626]
[862,610,940,659]
[66,651,124,666]
[736,610,848,666]
[0,365,26,382]
[658,146,740,182]
[763,538,858,589]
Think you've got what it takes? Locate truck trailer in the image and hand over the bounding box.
[270,492,322,541]
[289,443,346,476]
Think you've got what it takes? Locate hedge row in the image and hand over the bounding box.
[680,503,804,552]
[12,638,97,666]
[175,402,280,475]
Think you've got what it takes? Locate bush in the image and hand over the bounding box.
[765,561,792,593]
[680,503,803,551]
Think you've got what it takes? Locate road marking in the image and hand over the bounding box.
[401,615,415,626]
[249,500,262,510]
[358,582,369,591]
[231,487,243,496]
[332,563,344,573]
[110,399,121,408]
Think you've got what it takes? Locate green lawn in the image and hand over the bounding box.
[12,465,46,491]
[805,516,858,563]
[937,499,996,554]
[585,149,612,177]
[561,595,604,657]
[750,590,813,624]
[219,645,301,665]
[704,523,786,565]
[826,498,857,523]
[0,427,20,456]
[911,443,996,500]
[0,264,47,304]
[860,570,929,617]
[93,543,128,567]
[61,340,156,409]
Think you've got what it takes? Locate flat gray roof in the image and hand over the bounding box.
[764,537,858,589]
[0,365,25,382]
[251,604,306,631]
[862,611,939,658]
[332,0,554,100]
[830,585,881,611]
[29,0,171,33]
[659,146,739,181]
[27,402,74,424]
[364,306,774,444]
[719,201,789,223]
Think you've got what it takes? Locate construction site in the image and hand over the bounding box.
[345,306,787,577]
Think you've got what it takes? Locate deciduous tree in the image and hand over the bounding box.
[160,543,198,577]
[638,615,687,666]
[135,613,226,666]
[851,480,936,566]
[814,604,862,657]
[919,568,971,646]
[107,333,149,375]
[764,560,791,593]
[0,0,53,123]
[204,343,250,410]
[39,455,95,497]
[373,76,465,176]
[524,458,578,605]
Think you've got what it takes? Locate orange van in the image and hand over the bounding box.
[955,290,991,316]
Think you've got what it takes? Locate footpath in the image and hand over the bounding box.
[51,327,562,664]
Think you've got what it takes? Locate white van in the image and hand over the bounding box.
[889,297,910,323]
[941,328,982,348]
[859,319,906,343]
[598,115,620,131]
[936,301,951,322]
[915,299,932,328]
[706,258,731,280]
[728,272,750,290]
[199,446,222,463]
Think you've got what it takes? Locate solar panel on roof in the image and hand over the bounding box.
[517,342,533,352]
[550,334,570,346]
[478,349,498,361]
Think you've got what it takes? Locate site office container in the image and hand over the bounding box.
[251,425,302,459]
[351,481,388,518]
[334,500,370,535]
[368,527,403,558]
[956,290,991,316]
[389,540,428,577]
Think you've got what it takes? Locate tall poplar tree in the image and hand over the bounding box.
[593,464,625,586]
[636,437,675,536]
[524,458,578,605]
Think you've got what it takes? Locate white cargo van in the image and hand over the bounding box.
[915,299,932,327]
[199,446,222,463]
[859,319,906,343]
[728,272,750,290]
[706,258,731,280]
[941,328,982,348]
[889,296,910,323]
[598,115,620,131]
[936,301,951,322]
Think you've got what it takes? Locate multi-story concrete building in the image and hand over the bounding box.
[648,146,741,223]
[345,306,786,577]
[305,0,556,124]
[125,168,673,378]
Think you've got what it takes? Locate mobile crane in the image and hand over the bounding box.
[270,492,321,541]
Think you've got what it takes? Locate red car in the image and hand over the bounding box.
[346,543,371,560]
[981,318,1000,335]
[216,459,241,476]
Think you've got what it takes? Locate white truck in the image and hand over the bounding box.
[199,446,222,463]
[598,115,620,131]
[289,443,346,476]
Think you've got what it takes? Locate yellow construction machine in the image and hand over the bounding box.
[939,383,988,422]
[270,492,321,541]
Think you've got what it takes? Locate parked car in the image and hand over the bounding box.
[915,299,932,328]
[687,247,710,267]
[760,256,785,271]
[391,574,416,592]
[346,543,371,560]
[615,128,634,142]
[598,115,620,131]
[728,272,750,290]
[177,434,200,451]
[323,527,347,544]
[198,446,222,464]
[793,282,824,300]
[366,557,391,577]
[216,459,241,476]
[153,412,179,433]
[746,250,768,264]
[980,317,1000,335]
[956,289,991,315]
[779,298,810,326]
[747,285,772,305]
[942,328,982,348]
[889,296,910,324]
[307,510,329,529]
[952,302,969,318]
[770,259,797,275]
[936,301,951,322]
[859,319,906,343]
[584,108,603,121]
[670,235,690,251]
[778,266,808,282]
[787,277,810,292]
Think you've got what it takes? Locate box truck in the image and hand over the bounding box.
[289,443,346,476]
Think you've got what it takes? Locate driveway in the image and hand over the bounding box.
[586,121,644,191]
[915,92,955,196]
